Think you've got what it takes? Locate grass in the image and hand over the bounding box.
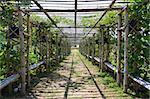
[98,72,124,94]
[77,50,132,98]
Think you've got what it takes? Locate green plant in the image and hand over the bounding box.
[102,76,115,85]
[98,72,107,77]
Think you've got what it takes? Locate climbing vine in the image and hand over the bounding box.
[80,1,149,81]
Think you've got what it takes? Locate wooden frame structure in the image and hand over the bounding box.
[0,1,71,95]
[79,3,150,93]
[0,0,149,97]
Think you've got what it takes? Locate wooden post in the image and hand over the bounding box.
[59,39,62,60]
[64,39,66,56]
[99,30,101,71]
[101,26,104,72]
[6,27,12,95]
[39,38,42,73]
[87,39,90,59]
[26,14,31,88]
[62,39,64,57]
[117,13,122,85]
[84,40,86,55]
[18,8,26,95]
[64,40,66,56]
[66,40,67,56]
[46,34,49,72]
[39,28,43,73]
[123,8,129,92]
[55,33,59,64]
[49,33,52,68]
[93,38,96,62]
[85,40,86,56]
[105,27,109,61]
[61,40,63,58]
[92,35,95,62]
[66,41,68,55]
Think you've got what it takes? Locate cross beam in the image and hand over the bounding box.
[25,7,121,12]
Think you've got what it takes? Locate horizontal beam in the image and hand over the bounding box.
[25,7,121,12]
[64,37,84,38]
[52,26,100,28]
[52,24,116,28]
[85,54,150,91]
[0,61,45,90]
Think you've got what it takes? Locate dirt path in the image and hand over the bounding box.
[25,49,131,99]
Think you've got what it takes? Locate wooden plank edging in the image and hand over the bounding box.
[0,61,45,90]
[85,54,150,91]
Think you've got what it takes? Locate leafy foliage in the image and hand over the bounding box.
[0,2,72,80]
[80,1,149,81]
[127,1,150,80]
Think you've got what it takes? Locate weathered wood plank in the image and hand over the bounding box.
[28,61,45,70]
[104,62,116,72]
[94,57,100,63]
[128,75,150,90]
[0,74,20,90]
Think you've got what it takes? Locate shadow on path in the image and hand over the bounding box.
[78,55,106,99]
[64,54,74,99]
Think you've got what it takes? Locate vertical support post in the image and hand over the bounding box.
[93,38,96,62]
[6,27,12,95]
[123,8,129,92]
[18,8,26,95]
[49,33,52,68]
[85,40,86,55]
[38,28,42,73]
[59,38,62,60]
[84,40,85,55]
[74,0,77,47]
[65,39,67,56]
[61,40,63,58]
[46,34,49,72]
[66,40,68,55]
[62,39,63,58]
[92,34,95,62]
[117,13,122,85]
[91,37,93,61]
[105,27,109,61]
[98,29,101,71]
[101,26,104,72]
[39,35,42,73]
[26,14,31,88]
[55,33,58,64]
[87,39,90,59]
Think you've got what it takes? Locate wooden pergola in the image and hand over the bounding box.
[0,0,149,97]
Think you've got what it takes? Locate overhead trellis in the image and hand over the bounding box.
[0,0,149,97]
[0,0,133,46]
[19,0,130,46]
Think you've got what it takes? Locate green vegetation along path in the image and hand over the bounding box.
[25,49,131,99]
